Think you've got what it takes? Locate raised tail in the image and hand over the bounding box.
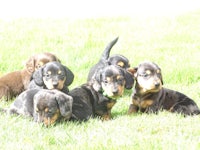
[100,37,119,61]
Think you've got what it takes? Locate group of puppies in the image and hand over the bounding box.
[0,37,200,126]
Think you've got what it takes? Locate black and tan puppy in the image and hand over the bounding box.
[28,61,74,93]
[128,61,200,115]
[0,52,60,101]
[69,65,127,121]
[5,89,73,126]
[87,37,134,89]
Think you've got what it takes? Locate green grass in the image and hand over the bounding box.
[1,10,200,149]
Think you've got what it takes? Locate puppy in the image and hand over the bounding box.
[0,52,60,101]
[5,89,73,126]
[128,61,200,115]
[28,61,74,93]
[69,65,127,121]
[87,37,134,89]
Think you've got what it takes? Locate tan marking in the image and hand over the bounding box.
[101,110,112,121]
[57,78,66,90]
[117,75,122,80]
[45,108,49,113]
[117,61,124,67]
[118,85,124,96]
[106,77,111,82]
[140,100,154,108]
[157,70,160,73]
[47,71,51,75]
[106,101,116,109]
[128,104,138,114]
[58,70,62,74]
[146,70,151,75]
[132,98,154,109]
[43,109,60,126]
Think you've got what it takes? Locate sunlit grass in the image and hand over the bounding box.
[1,10,200,149]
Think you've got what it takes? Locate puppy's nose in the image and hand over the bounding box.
[154,82,160,87]
[112,89,119,95]
[52,81,59,87]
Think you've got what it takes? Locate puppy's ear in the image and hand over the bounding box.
[124,70,134,89]
[25,56,35,73]
[64,66,74,86]
[152,62,164,85]
[131,67,138,78]
[32,67,44,86]
[91,70,102,92]
[160,70,164,85]
[55,94,73,118]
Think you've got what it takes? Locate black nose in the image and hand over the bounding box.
[112,89,119,95]
[52,81,59,87]
[155,82,160,87]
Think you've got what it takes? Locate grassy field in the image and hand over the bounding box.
[1,10,200,150]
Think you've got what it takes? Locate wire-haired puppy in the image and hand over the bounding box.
[0,52,60,101]
[28,61,74,93]
[87,37,134,89]
[69,65,130,121]
[128,61,200,115]
[4,89,73,126]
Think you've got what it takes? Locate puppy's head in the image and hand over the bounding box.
[134,61,163,94]
[33,90,73,126]
[108,54,130,69]
[32,62,74,90]
[26,52,60,73]
[92,65,126,99]
[108,54,134,89]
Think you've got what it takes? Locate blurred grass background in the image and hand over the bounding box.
[1,1,200,149]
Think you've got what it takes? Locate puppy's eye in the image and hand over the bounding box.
[117,78,124,82]
[44,74,50,78]
[139,74,149,78]
[104,80,108,84]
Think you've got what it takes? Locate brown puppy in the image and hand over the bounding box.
[69,65,127,121]
[0,52,60,101]
[28,61,74,93]
[4,89,73,126]
[128,61,200,115]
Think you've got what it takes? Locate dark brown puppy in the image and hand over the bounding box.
[69,65,127,121]
[5,89,73,126]
[87,37,134,89]
[128,61,200,115]
[28,61,74,93]
[0,52,60,101]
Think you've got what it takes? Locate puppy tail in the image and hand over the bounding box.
[101,37,119,61]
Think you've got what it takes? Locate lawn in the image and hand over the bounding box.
[0,9,200,150]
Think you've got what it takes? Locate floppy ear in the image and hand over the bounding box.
[130,67,138,79]
[25,56,35,73]
[160,70,164,85]
[63,66,74,86]
[91,69,102,92]
[32,67,44,86]
[55,93,73,118]
[153,62,164,85]
[124,70,134,89]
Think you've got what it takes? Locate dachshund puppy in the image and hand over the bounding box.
[28,61,74,93]
[128,61,200,115]
[69,65,127,121]
[87,37,134,89]
[0,52,60,101]
[5,89,73,126]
